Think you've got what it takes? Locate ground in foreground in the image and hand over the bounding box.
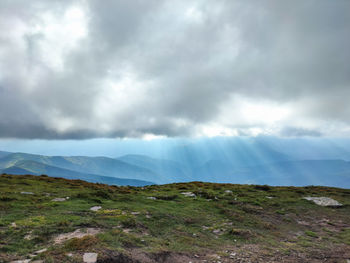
[0,174,350,262]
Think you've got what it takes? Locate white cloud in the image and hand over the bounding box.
[0,0,349,139]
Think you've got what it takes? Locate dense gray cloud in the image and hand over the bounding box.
[0,0,349,139]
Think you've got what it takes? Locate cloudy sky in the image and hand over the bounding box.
[1,0,350,140]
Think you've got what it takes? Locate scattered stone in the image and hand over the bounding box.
[10,260,31,263]
[54,228,101,244]
[230,253,237,259]
[20,192,33,195]
[90,206,102,211]
[31,261,44,263]
[303,197,343,207]
[66,253,73,257]
[131,211,140,215]
[147,196,157,200]
[297,220,311,226]
[146,214,152,218]
[10,222,17,228]
[24,234,33,240]
[266,196,274,199]
[34,248,47,254]
[181,192,196,197]
[224,190,232,194]
[212,229,222,234]
[51,197,67,202]
[83,253,98,263]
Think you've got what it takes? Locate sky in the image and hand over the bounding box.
[1,0,350,144]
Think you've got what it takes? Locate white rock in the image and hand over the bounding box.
[303,197,342,207]
[147,196,157,200]
[225,190,232,193]
[34,248,47,254]
[212,229,221,234]
[20,192,33,195]
[54,228,101,244]
[51,198,67,202]
[10,260,31,263]
[180,192,196,197]
[131,211,140,215]
[83,252,98,263]
[90,206,102,211]
[24,234,33,240]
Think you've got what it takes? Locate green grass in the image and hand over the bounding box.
[0,174,349,262]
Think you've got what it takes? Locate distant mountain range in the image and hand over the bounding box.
[1,137,350,188]
[0,151,155,186]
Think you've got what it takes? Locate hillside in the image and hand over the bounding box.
[0,153,159,185]
[0,174,349,262]
[0,160,154,187]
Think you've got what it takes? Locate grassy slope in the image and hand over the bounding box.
[0,174,350,262]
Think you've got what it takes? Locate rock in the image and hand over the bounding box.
[224,190,232,193]
[83,252,98,263]
[54,228,101,244]
[24,234,33,240]
[181,192,196,197]
[31,261,44,263]
[266,196,274,199]
[147,196,157,200]
[34,248,47,254]
[90,206,102,211]
[303,197,343,207]
[230,253,237,259]
[51,197,67,202]
[20,192,33,195]
[10,260,31,263]
[10,222,17,227]
[131,211,140,215]
[213,229,222,234]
